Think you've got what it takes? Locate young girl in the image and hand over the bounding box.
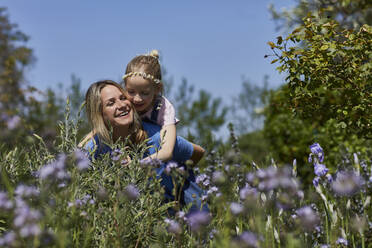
[122,50,204,163]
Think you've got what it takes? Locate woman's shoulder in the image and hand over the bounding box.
[142,121,161,136]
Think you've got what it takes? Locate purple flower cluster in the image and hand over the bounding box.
[331,170,364,196]
[13,198,42,238]
[38,154,70,184]
[14,185,40,198]
[0,191,13,210]
[252,166,300,193]
[140,158,162,167]
[164,218,182,234]
[68,194,95,208]
[0,232,16,247]
[186,211,211,232]
[1,113,21,130]
[110,148,123,161]
[74,148,90,171]
[308,143,330,187]
[230,202,244,215]
[239,184,258,201]
[124,184,140,201]
[308,143,324,163]
[336,237,348,246]
[165,161,178,174]
[234,231,259,248]
[294,206,320,231]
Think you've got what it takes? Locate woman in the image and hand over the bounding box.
[81,80,208,212]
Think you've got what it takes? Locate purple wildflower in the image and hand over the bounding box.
[336,237,348,246]
[165,161,178,174]
[0,231,16,247]
[331,170,364,196]
[176,211,186,221]
[6,115,21,130]
[207,186,218,195]
[164,218,182,234]
[0,192,13,210]
[196,174,208,184]
[326,174,333,183]
[39,154,70,183]
[74,148,90,171]
[313,177,320,187]
[140,158,162,167]
[124,184,140,201]
[187,211,211,232]
[13,200,42,238]
[110,148,122,161]
[14,185,40,198]
[235,231,259,248]
[239,185,258,200]
[230,202,244,215]
[309,143,324,163]
[295,206,320,231]
[314,163,328,177]
[212,171,225,184]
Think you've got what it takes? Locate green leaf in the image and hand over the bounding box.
[320,44,329,50]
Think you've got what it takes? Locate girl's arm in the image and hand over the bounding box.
[146,124,176,162]
[190,143,205,165]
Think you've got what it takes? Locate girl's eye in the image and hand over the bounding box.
[127,90,135,95]
[120,96,126,101]
[142,92,150,96]
[106,101,114,106]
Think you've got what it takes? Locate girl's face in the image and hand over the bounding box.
[125,76,159,114]
[101,85,134,128]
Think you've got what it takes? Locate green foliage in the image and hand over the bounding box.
[231,77,269,134]
[270,16,371,138]
[269,0,372,32]
[263,10,372,182]
[1,111,371,247]
[0,7,34,112]
[173,78,228,150]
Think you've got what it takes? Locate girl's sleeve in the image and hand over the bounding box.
[157,96,179,126]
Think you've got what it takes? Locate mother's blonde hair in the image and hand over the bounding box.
[85,80,147,145]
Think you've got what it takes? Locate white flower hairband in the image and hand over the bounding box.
[122,71,161,84]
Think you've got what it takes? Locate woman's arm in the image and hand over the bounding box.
[146,124,176,162]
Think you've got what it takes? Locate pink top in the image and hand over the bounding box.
[140,96,179,126]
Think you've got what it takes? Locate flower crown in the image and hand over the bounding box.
[122,71,161,84]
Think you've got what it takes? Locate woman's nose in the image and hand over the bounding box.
[117,100,128,108]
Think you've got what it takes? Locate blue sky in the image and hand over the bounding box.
[4,0,295,100]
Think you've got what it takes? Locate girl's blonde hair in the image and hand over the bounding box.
[123,50,163,93]
[85,80,147,145]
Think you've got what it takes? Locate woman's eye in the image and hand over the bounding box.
[106,101,114,106]
[127,90,135,95]
[120,96,126,101]
[142,92,150,96]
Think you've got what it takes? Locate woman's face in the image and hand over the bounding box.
[100,85,134,128]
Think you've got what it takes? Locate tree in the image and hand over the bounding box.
[263,8,372,181]
[269,15,371,138]
[0,7,34,113]
[269,0,372,32]
[172,78,228,149]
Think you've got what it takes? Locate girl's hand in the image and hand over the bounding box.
[122,156,131,167]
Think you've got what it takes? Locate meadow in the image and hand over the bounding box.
[0,108,371,247]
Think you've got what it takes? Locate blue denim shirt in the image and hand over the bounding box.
[85,121,208,213]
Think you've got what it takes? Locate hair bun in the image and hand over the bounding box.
[149,49,159,59]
